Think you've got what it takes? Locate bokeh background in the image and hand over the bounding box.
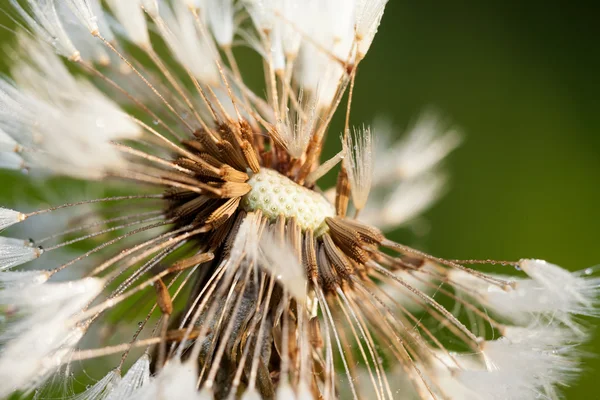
[0,1,599,399]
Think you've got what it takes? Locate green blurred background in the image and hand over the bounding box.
[359,2,600,398]
[0,1,599,398]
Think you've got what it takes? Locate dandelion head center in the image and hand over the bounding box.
[242,168,335,231]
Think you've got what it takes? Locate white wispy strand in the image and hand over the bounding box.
[276,93,317,158]
[206,0,235,46]
[360,172,447,230]
[0,277,103,396]
[0,207,26,231]
[449,260,600,327]
[69,370,121,400]
[153,0,221,85]
[57,1,113,65]
[182,0,205,10]
[106,354,151,400]
[455,329,579,400]
[258,231,307,303]
[519,259,600,318]
[291,0,355,109]
[0,152,24,170]
[10,0,80,59]
[276,382,297,400]
[230,213,261,265]
[372,114,462,187]
[0,270,50,289]
[354,0,388,59]
[241,388,262,400]
[0,237,41,271]
[342,126,374,211]
[0,48,142,178]
[11,32,81,100]
[63,0,99,34]
[0,127,20,152]
[130,360,201,400]
[297,382,315,400]
[279,0,302,60]
[106,0,151,47]
[141,0,159,18]
[243,0,278,32]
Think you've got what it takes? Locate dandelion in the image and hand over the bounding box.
[0,1,597,399]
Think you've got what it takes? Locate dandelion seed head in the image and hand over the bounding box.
[0,1,596,399]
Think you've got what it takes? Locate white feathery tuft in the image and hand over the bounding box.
[360,172,447,230]
[105,354,151,400]
[206,0,235,46]
[297,381,314,400]
[63,0,100,34]
[0,237,42,271]
[230,212,261,265]
[291,0,355,109]
[106,0,150,47]
[279,0,303,60]
[198,387,214,400]
[372,114,462,186]
[182,0,205,10]
[519,259,600,318]
[129,359,202,400]
[449,260,600,327]
[275,92,318,158]
[276,382,297,400]
[342,126,374,211]
[241,388,263,400]
[258,231,307,303]
[455,329,580,400]
[11,31,81,99]
[0,270,50,289]
[0,277,103,396]
[0,44,142,178]
[354,0,388,59]
[56,0,113,65]
[0,127,19,153]
[0,207,26,231]
[69,370,121,400]
[10,0,80,59]
[243,0,278,33]
[0,152,25,170]
[152,0,221,85]
[141,0,159,18]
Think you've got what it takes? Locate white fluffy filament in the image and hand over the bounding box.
[343,126,374,211]
[0,277,103,396]
[0,237,42,271]
[258,231,307,303]
[0,207,26,231]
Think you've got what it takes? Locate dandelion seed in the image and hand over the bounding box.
[0,278,102,396]
[342,126,374,211]
[129,360,199,400]
[69,369,121,400]
[105,354,150,400]
[0,237,42,271]
[0,207,27,231]
[0,1,596,399]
